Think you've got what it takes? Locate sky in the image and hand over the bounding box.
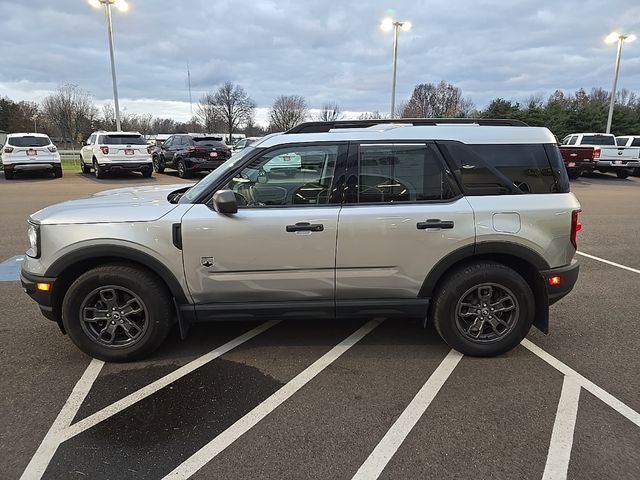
[1,0,639,125]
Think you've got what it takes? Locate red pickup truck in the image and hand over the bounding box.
[559,145,600,179]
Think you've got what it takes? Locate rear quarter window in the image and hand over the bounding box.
[438,142,568,195]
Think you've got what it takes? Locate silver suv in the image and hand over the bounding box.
[21,119,581,362]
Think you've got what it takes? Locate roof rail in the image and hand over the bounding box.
[286,118,528,134]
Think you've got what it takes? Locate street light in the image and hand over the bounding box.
[380,17,412,118]
[88,0,129,131]
[604,32,636,134]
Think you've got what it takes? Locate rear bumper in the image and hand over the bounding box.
[596,160,640,168]
[4,162,61,172]
[20,269,59,322]
[564,160,596,170]
[185,158,227,171]
[541,259,580,305]
[98,162,152,172]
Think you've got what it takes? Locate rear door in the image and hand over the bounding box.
[335,142,475,308]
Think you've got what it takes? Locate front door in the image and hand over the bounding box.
[181,143,347,312]
[336,142,475,304]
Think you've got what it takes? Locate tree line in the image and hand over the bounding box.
[2,81,638,149]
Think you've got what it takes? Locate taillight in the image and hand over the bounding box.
[3,147,14,153]
[592,147,601,160]
[100,146,109,155]
[48,146,57,152]
[570,209,582,249]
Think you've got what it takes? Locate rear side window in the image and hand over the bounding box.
[7,136,50,147]
[356,144,457,203]
[567,136,577,145]
[616,138,627,146]
[581,135,615,146]
[99,134,146,145]
[438,142,568,195]
[632,138,640,147]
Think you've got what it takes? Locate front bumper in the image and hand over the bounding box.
[541,259,580,305]
[20,269,58,322]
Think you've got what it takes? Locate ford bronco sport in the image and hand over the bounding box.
[21,119,581,362]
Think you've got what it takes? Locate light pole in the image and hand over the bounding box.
[88,0,129,131]
[32,114,38,133]
[381,17,412,119]
[604,32,636,134]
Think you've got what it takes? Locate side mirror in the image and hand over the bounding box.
[82,141,87,146]
[212,189,238,215]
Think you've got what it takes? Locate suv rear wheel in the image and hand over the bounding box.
[431,262,534,357]
[62,264,173,362]
[93,159,105,179]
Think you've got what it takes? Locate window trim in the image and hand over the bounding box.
[342,140,463,206]
[198,141,349,208]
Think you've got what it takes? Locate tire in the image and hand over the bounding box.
[567,169,580,180]
[62,264,173,362]
[4,168,15,180]
[93,159,105,179]
[431,261,534,357]
[81,161,92,174]
[616,169,630,179]
[141,167,153,178]
[53,166,63,178]
[153,156,164,173]
[177,158,190,178]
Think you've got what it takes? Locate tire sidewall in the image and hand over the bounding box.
[433,263,534,356]
[62,267,171,361]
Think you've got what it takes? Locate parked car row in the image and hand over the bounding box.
[559,133,640,179]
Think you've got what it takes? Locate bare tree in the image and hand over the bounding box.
[400,81,474,118]
[41,84,97,148]
[268,95,308,131]
[198,82,256,140]
[357,111,385,120]
[196,93,225,132]
[317,102,342,121]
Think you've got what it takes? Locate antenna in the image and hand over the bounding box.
[187,63,193,117]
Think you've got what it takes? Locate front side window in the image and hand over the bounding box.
[355,144,456,203]
[222,145,339,207]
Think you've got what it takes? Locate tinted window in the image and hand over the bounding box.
[581,135,615,146]
[440,142,565,195]
[100,134,146,145]
[7,136,50,147]
[567,136,577,145]
[616,138,627,146]
[356,144,456,203]
[222,145,339,207]
[632,138,640,147]
[193,138,226,147]
[162,137,173,147]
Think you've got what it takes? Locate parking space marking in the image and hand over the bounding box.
[0,255,24,282]
[20,359,104,480]
[351,350,463,480]
[522,339,640,427]
[577,251,640,275]
[542,376,581,480]
[62,319,280,440]
[163,318,384,480]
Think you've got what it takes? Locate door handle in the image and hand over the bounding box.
[417,219,454,230]
[286,222,324,232]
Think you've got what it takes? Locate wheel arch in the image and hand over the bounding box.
[46,245,190,325]
[420,242,550,333]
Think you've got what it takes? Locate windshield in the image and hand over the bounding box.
[7,136,51,147]
[100,134,147,145]
[581,135,615,146]
[178,146,257,204]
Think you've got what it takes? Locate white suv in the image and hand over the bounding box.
[80,131,153,178]
[1,133,62,179]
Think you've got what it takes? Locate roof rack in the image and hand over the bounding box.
[286,118,528,134]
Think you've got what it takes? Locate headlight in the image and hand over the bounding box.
[27,223,40,258]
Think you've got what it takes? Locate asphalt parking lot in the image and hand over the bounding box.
[1,169,639,480]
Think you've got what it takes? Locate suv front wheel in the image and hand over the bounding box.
[62,264,173,362]
[431,262,534,357]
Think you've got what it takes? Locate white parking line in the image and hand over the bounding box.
[522,339,640,428]
[63,319,280,440]
[163,318,385,480]
[577,251,640,275]
[542,376,581,480]
[351,350,463,480]
[20,359,104,480]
